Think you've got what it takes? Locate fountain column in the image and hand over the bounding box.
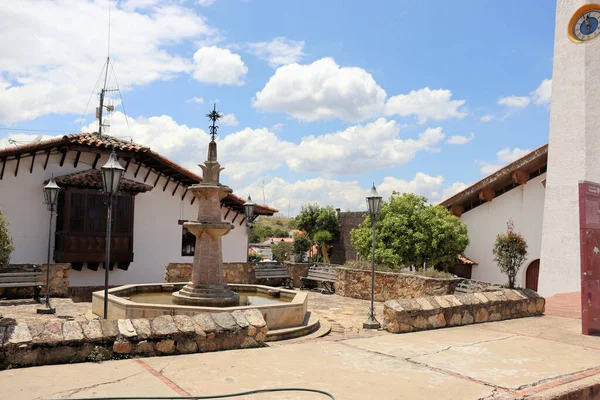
[172,108,239,306]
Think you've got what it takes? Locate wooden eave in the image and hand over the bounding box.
[439,143,548,212]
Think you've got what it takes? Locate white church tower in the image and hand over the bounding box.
[539,1,600,296]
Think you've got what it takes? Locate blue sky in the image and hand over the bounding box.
[0,0,555,214]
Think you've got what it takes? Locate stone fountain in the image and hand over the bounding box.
[172,108,239,307]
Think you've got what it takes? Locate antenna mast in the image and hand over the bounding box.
[96,0,118,137]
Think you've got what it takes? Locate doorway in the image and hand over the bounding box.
[526,259,540,291]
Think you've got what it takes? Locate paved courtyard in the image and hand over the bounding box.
[1,291,600,399]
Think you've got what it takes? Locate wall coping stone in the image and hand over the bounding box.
[383,289,545,333]
[0,310,267,369]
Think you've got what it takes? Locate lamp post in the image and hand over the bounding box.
[363,183,382,329]
[100,151,125,319]
[244,195,256,284]
[38,177,61,314]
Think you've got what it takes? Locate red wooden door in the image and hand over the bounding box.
[579,181,600,335]
[526,260,540,292]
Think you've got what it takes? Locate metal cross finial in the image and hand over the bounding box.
[206,103,221,141]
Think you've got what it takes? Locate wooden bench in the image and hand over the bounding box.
[0,267,44,302]
[254,262,291,288]
[301,265,337,293]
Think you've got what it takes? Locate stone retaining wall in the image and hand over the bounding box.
[1,264,70,299]
[383,289,545,333]
[165,262,319,287]
[336,267,462,302]
[0,309,267,369]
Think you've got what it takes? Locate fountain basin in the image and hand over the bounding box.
[92,283,308,330]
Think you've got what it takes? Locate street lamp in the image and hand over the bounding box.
[100,151,125,319]
[363,183,382,329]
[244,195,256,284]
[38,177,61,314]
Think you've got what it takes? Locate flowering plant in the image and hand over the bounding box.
[493,220,528,288]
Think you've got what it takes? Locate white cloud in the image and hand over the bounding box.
[253,57,387,122]
[386,88,467,123]
[531,78,552,104]
[192,46,248,86]
[239,173,466,212]
[480,114,493,123]
[271,123,284,131]
[498,96,531,108]
[188,97,205,103]
[220,113,238,126]
[246,37,305,68]
[287,118,445,175]
[447,132,475,145]
[0,0,217,124]
[196,0,216,6]
[478,146,530,174]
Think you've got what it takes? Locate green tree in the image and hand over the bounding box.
[295,205,339,260]
[249,224,290,244]
[292,234,312,258]
[350,192,469,270]
[493,220,528,289]
[272,241,293,262]
[0,208,14,268]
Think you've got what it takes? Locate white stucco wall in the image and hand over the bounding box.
[460,173,546,288]
[0,149,250,287]
[539,0,600,297]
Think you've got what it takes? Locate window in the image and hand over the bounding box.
[181,225,195,256]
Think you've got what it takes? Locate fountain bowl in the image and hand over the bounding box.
[92,283,308,330]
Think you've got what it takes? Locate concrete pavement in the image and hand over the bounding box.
[2,315,600,400]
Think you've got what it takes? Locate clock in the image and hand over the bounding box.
[569,5,600,43]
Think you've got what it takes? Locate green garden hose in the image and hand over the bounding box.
[45,387,336,399]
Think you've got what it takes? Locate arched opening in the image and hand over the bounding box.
[526,259,540,291]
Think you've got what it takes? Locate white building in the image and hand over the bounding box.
[440,144,547,291]
[0,133,276,292]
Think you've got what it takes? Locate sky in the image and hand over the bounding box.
[0,0,555,215]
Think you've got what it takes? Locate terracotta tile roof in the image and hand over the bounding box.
[458,255,478,265]
[54,169,153,193]
[0,132,278,215]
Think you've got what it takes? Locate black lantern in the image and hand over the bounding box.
[366,183,382,217]
[244,195,256,220]
[43,177,61,211]
[101,151,125,196]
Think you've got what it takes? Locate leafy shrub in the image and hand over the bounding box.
[248,253,264,262]
[493,220,528,289]
[272,242,293,262]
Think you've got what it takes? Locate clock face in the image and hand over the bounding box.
[572,9,600,42]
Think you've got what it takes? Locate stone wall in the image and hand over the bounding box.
[384,289,545,333]
[1,264,70,299]
[335,267,462,302]
[0,309,267,369]
[165,262,316,288]
[330,211,366,265]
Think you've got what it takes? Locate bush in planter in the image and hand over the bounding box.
[0,208,14,268]
[248,252,264,262]
[493,220,528,289]
[293,233,311,260]
[272,241,293,262]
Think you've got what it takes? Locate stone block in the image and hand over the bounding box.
[192,314,218,333]
[255,326,268,343]
[231,310,250,329]
[415,298,435,311]
[483,292,501,303]
[212,312,238,331]
[6,324,32,345]
[173,315,196,334]
[28,321,45,343]
[445,295,463,307]
[151,316,178,337]
[131,319,152,339]
[427,313,446,328]
[241,337,259,348]
[433,296,451,308]
[473,293,489,304]
[155,339,176,354]
[100,320,119,340]
[197,333,219,352]
[448,312,462,326]
[536,298,546,314]
[176,336,198,353]
[117,319,137,339]
[81,321,104,341]
[461,310,474,324]
[40,321,63,343]
[475,308,489,323]
[133,340,155,356]
[243,309,266,328]
[113,339,132,354]
[62,321,84,342]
